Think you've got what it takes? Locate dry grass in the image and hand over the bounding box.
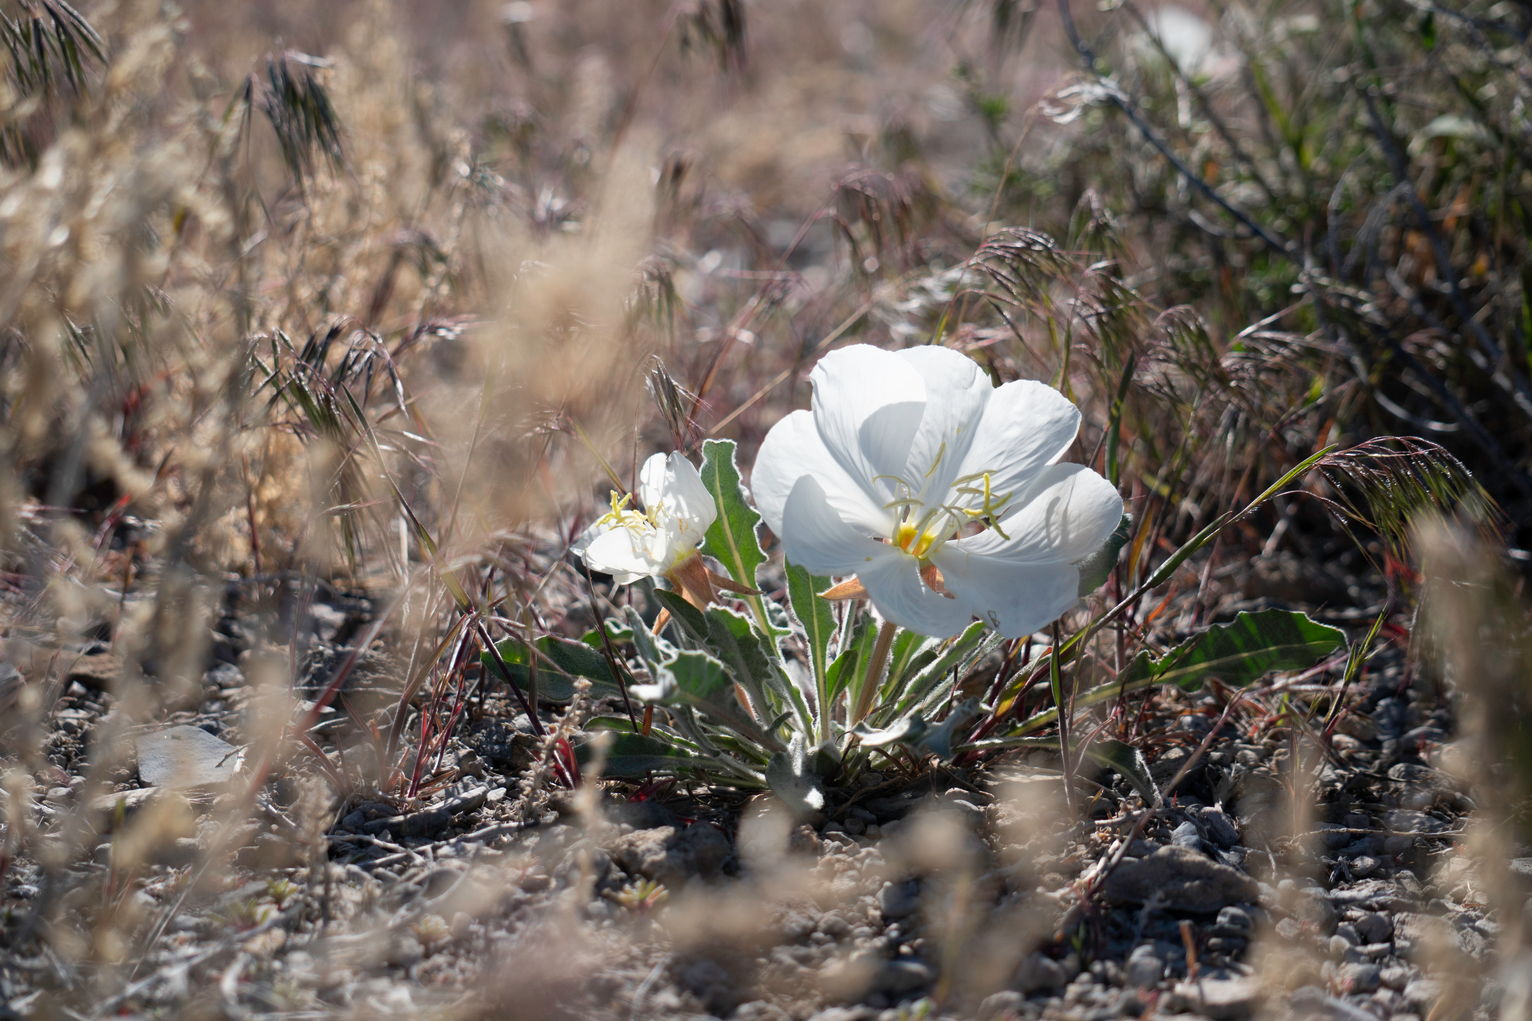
[1,1,1528,1018]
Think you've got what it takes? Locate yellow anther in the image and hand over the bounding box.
[595,491,650,530]
[894,522,938,558]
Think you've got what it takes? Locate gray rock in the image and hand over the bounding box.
[1196,806,1241,848]
[1014,952,1068,993]
[136,725,242,788]
[1339,962,1381,993]
[1099,845,1257,913]
[877,880,920,921]
[1125,945,1163,987]
[807,1008,878,1021]
[1354,910,1392,944]
[608,823,730,886]
[1384,809,1445,834]
[875,957,933,995]
[1293,893,1338,934]
[1347,854,1381,877]
[679,958,740,1012]
[977,991,1025,1020]
[1214,905,1254,936]
[1289,985,1379,1021]
[1167,975,1259,1019]
[1330,879,1407,911]
[1170,820,1204,852]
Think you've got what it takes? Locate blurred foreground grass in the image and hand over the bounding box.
[1,1,1529,1017]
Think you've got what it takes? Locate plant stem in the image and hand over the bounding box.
[852,619,899,726]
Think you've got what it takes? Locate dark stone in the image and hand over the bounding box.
[1100,845,1257,913]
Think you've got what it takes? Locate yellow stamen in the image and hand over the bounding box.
[595,491,650,531]
[894,522,938,558]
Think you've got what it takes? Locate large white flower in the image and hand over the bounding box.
[752,344,1123,638]
[574,452,717,584]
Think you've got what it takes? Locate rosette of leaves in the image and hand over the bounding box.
[489,439,1349,813]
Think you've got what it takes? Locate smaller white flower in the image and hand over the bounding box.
[574,452,717,584]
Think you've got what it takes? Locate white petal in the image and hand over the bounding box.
[779,474,895,576]
[858,552,974,637]
[809,345,926,500]
[954,379,1081,505]
[637,451,716,542]
[955,463,1123,564]
[636,452,671,511]
[752,409,891,538]
[578,524,664,584]
[890,346,992,500]
[930,546,1082,639]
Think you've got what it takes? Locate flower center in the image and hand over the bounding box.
[595,491,658,533]
[894,522,938,558]
[880,466,1014,559]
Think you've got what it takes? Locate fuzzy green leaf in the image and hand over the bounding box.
[786,563,835,692]
[484,634,617,703]
[699,438,767,592]
[765,736,826,816]
[1076,514,1132,596]
[576,719,722,778]
[1127,609,1346,692]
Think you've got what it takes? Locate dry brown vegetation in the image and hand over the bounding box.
[2,1,1531,1019]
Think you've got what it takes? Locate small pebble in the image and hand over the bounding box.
[1340,962,1382,994]
[977,991,1024,1020]
[1014,952,1069,993]
[1125,945,1163,987]
[1355,911,1393,944]
[1214,905,1253,936]
[1348,854,1380,877]
[1170,820,1203,851]
[877,881,920,921]
[874,957,933,995]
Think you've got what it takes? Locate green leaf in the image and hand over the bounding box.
[1082,739,1161,806]
[1076,514,1131,597]
[1127,609,1347,692]
[482,634,617,703]
[1009,610,1347,739]
[882,628,930,695]
[826,616,875,706]
[894,621,999,720]
[662,649,735,704]
[576,718,724,779]
[654,591,802,726]
[854,715,927,748]
[699,440,770,626]
[638,645,785,755]
[765,735,827,817]
[911,698,986,759]
[786,563,835,694]
[654,587,709,641]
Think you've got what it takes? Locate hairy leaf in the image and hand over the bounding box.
[698,438,767,592]
[1125,609,1346,692]
[484,634,617,703]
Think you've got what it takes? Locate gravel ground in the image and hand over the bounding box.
[2,584,1526,1021]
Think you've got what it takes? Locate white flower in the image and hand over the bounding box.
[574,452,717,584]
[751,344,1123,638]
